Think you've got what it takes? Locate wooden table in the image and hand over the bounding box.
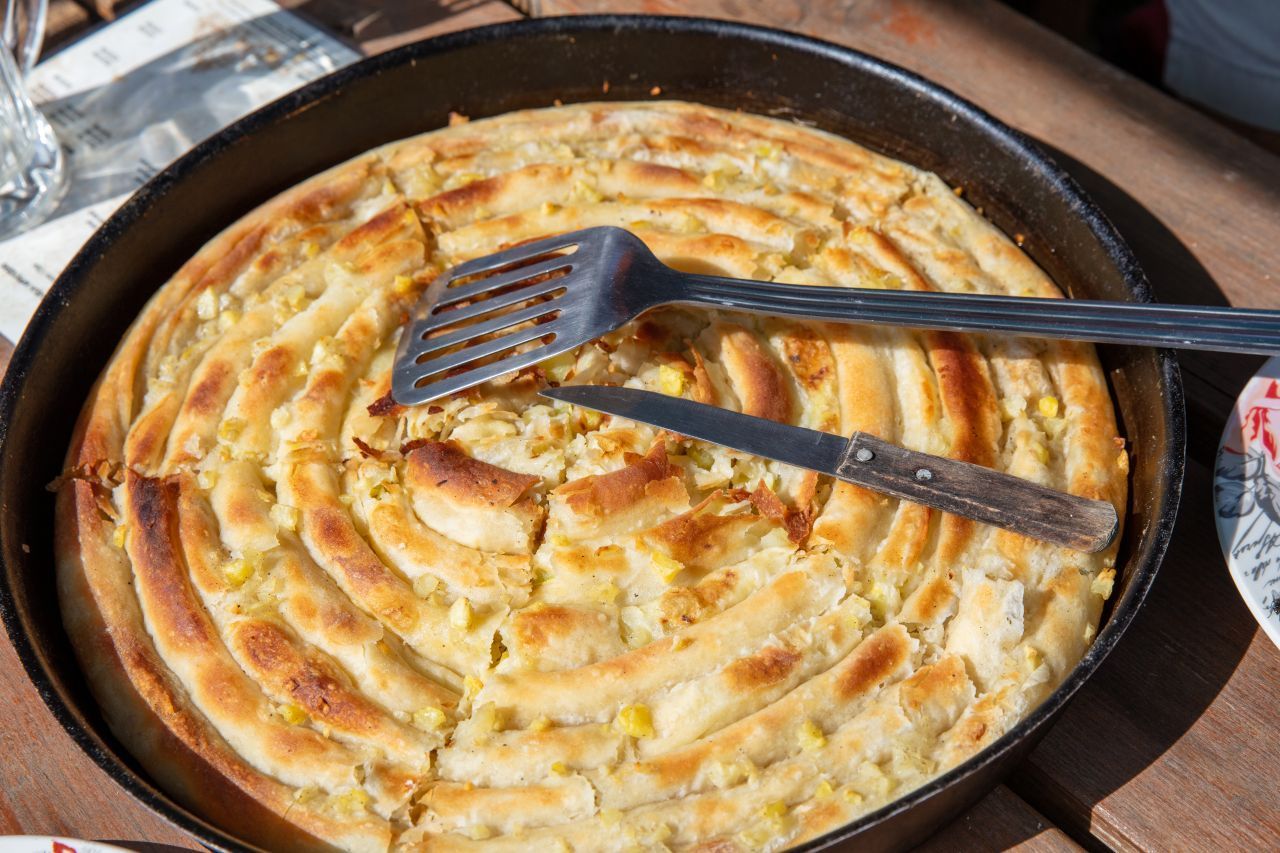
[3,1,1279,850]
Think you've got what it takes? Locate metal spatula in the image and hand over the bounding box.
[392,225,1280,406]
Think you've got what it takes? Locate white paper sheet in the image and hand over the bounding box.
[0,0,360,342]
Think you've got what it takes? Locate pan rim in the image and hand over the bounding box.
[0,13,1184,852]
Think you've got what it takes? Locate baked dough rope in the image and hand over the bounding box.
[57,102,1126,852]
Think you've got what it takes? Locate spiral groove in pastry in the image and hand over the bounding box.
[57,102,1126,852]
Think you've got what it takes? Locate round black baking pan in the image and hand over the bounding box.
[0,15,1183,852]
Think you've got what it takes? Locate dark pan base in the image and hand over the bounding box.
[0,16,1184,852]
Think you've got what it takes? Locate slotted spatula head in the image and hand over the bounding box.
[391,226,667,406]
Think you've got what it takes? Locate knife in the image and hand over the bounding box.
[539,385,1118,553]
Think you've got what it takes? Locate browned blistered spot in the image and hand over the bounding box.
[126,408,170,469]
[926,330,995,467]
[673,113,734,141]
[200,228,268,293]
[287,587,318,626]
[797,800,846,836]
[658,570,739,629]
[748,482,811,544]
[336,202,410,252]
[351,437,382,460]
[128,473,170,536]
[236,620,291,672]
[250,346,292,386]
[510,605,600,651]
[902,573,956,624]
[714,323,793,423]
[781,326,834,392]
[644,134,717,158]
[951,715,990,751]
[320,600,362,641]
[634,320,667,346]
[421,174,504,217]
[288,165,369,223]
[648,491,771,569]
[406,441,539,509]
[899,655,968,724]
[195,667,256,717]
[367,391,403,418]
[305,502,417,634]
[223,488,267,530]
[312,505,357,553]
[688,348,716,405]
[303,369,345,404]
[235,620,384,734]
[834,626,910,701]
[299,223,335,247]
[724,644,802,691]
[185,361,232,417]
[625,161,696,186]
[555,443,677,518]
[127,474,209,645]
[353,238,419,276]
[254,248,284,272]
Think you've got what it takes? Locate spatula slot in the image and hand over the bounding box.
[436,255,574,312]
[411,331,560,390]
[413,306,563,366]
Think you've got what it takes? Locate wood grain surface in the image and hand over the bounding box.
[838,433,1119,553]
[1015,460,1280,852]
[3,0,1278,850]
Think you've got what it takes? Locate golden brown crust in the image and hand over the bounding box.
[58,101,1126,851]
[555,442,678,518]
[406,442,540,510]
[55,481,391,853]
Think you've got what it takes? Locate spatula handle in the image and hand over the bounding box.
[677,275,1280,355]
[835,432,1118,552]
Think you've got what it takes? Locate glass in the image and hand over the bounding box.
[0,0,64,238]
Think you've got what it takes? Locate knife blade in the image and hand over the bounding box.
[540,385,1117,553]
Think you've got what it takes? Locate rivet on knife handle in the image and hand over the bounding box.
[836,432,1118,552]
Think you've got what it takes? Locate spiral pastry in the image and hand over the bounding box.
[56,102,1127,852]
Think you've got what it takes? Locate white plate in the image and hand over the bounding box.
[1214,354,1280,650]
[0,840,131,853]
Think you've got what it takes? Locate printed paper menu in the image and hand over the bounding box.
[0,0,360,342]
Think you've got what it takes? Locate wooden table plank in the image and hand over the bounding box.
[45,0,93,50]
[1014,458,1280,851]
[916,785,1083,853]
[0,633,196,848]
[279,0,522,55]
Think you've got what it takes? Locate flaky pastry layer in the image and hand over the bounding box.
[56,102,1127,852]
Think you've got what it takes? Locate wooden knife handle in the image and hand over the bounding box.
[835,432,1118,552]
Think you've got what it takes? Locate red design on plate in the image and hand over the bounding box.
[1240,379,1280,473]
